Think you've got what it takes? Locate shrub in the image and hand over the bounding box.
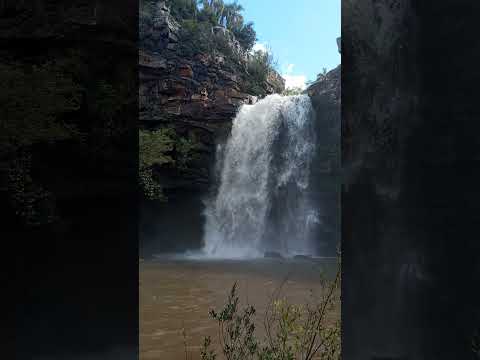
[200,265,341,360]
[168,0,198,20]
[244,50,277,96]
[172,0,257,52]
[178,19,215,57]
[139,128,175,200]
[234,22,256,51]
[139,128,202,200]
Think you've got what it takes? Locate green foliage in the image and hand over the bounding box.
[201,266,341,360]
[208,283,259,360]
[234,22,256,51]
[178,19,215,57]
[139,128,201,200]
[244,50,276,97]
[171,0,257,52]
[139,128,175,169]
[177,136,200,168]
[139,167,165,201]
[201,336,218,360]
[139,128,175,200]
[168,0,198,20]
[0,61,83,153]
[260,270,341,360]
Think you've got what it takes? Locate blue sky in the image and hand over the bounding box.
[240,0,340,89]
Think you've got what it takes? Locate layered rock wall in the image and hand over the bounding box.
[139,2,285,254]
[140,1,284,193]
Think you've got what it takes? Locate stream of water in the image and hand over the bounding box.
[203,94,318,258]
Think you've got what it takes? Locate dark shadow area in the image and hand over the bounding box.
[343,1,480,359]
[308,65,341,256]
[3,1,139,359]
[140,189,207,257]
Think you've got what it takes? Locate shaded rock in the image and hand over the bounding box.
[305,62,341,255]
[293,255,313,261]
[178,64,193,78]
[139,50,167,70]
[264,251,284,259]
[139,1,286,254]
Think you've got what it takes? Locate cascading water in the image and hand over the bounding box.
[203,94,319,258]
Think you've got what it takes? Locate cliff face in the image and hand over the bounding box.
[140,1,284,193]
[343,1,480,359]
[139,2,284,254]
[306,65,341,255]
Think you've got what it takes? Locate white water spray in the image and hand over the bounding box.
[203,94,318,258]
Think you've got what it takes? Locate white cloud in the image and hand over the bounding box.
[252,42,267,53]
[282,74,307,90]
[281,63,306,89]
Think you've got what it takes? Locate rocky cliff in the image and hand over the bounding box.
[140,1,284,195]
[139,1,285,254]
[342,1,480,359]
[305,52,341,255]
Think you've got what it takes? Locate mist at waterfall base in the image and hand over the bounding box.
[200,94,321,259]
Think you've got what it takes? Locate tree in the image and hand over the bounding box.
[223,2,244,30]
[168,0,198,20]
[235,21,256,50]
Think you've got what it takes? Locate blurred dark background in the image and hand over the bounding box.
[343,1,480,359]
[1,1,139,359]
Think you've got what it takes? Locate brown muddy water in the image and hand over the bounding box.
[140,256,339,360]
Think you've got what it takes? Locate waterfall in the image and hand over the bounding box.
[203,94,318,258]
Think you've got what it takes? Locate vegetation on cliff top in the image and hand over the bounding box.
[139,0,282,200]
[168,0,279,97]
[167,0,257,51]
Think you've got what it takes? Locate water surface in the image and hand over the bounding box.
[140,256,339,360]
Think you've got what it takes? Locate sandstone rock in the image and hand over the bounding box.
[178,64,193,78]
[214,89,226,98]
[140,2,285,194]
[266,71,286,94]
[139,50,167,70]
